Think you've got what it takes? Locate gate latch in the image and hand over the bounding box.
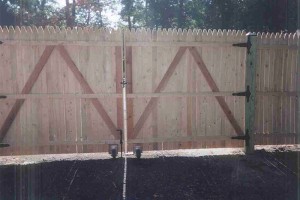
[116,129,123,158]
[120,78,127,88]
[232,85,251,102]
[231,129,250,147]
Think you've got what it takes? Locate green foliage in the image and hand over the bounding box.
[3,0,63,26]
[75,0,108,27]
[0,0,15,25]
[0,0,298,32]
[120,0,298,32]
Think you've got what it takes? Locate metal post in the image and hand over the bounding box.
[297,25,300,145]
[121,29,128,154]
[298,0,300,34]
[245,33,257,154]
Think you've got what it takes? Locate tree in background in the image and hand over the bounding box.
[120,0,144,29]
[0,0,298,32]
[0,0,15,25]
[119,0,298,32]
[1,0,64,26]
[0,0,112,27]
[76,0,109,27]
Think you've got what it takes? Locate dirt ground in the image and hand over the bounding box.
[0,146,299,200]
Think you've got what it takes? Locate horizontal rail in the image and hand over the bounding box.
[0,40,236,47]
[0,91,297,99]
[4,133,297,147]
[5,135,234,146]
[0,40,298,49]
[257,45,298,50]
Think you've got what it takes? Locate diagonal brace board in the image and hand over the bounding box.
[132,46,244,139]
[188,47,244,136]
[132,47,188,138]
[0,46,55,142]
[57,45,118,138]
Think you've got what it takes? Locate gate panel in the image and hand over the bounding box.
[129,30,247,150]
[0,27,120,155]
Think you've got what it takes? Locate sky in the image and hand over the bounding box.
[55,0,121,27]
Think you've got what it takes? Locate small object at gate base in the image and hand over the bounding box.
[116,129,123,157]
[133,145,142,159]
[0,143,10,148]
[109,144,118,159]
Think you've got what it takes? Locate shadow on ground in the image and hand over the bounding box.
[0,150,299,200]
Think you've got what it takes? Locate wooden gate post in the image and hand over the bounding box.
[245,33,257,154]
[297,33,300,145]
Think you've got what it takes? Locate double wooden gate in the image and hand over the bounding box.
[0,27,298,155]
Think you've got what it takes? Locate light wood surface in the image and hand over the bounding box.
[0,27,298,155]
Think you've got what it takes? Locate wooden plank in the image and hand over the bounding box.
[2,91,296,100]
[188,47,244,136]
[57,45,118,138]
[132,47,188,138]
[2,39,298,49]
[63,43,79,153]
[126,46,134,140]
[151,31,159,150]
[204,31,216,138]
[186,46,196,148]
[0,40,255,47]
[115,46,123,130]
[267,35,275,145]
[0,46,55,142]
[255,35,264,135]
[214,31,224,140]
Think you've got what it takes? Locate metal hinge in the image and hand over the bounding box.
[232,85,251,102]
[0,41,3,45]
[233,41,251,54]
[0,143,10,148]
[231,129,250,147]
[233,33,256,54]
[0,95,7,99]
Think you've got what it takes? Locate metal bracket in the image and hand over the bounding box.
[231,129,250,147]
[232,85,251,102]
[233,42,251,54]
[0,41,3,45]
[0,95,7,99]
[120,78,127,88]
[233,33,257,54]
[0,143,10,148]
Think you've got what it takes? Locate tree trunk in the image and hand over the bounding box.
[71,0,76,26]
[128,15,132,30]
[178,0,184,28]
[65,0,71,27]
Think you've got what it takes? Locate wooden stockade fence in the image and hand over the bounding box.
[0,26,298,155]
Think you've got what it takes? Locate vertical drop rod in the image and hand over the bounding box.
[122,29,128,154]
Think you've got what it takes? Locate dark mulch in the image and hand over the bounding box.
[0,150,299,200]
